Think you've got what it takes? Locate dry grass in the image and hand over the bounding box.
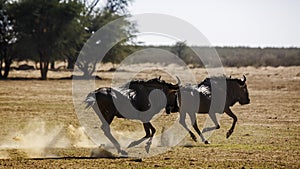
[0,66,299,168]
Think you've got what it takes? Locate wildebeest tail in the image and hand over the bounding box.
[84,92,96,109]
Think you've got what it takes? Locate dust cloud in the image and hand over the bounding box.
[0,118,95,159]
[0,118,192,159]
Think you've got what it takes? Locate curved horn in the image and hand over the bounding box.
[175,76,181,86]
[158,76,161,80]
[242,75,246,82]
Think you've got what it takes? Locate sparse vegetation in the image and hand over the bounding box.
[216,47,300,67]
[0,67,299,168]
[131,45,300,68]
[169,45,300,67]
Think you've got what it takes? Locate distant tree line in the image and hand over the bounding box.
[99,43,300,68]
[0,0,135,79]
[168,41,300,67]
[216,47,300,67]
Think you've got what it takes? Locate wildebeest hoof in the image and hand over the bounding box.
[145,140,152,153]
[216,125,220,129]
[226,130,233,138]
[204,140,210,144]
[119,150,128,156]
[191,135,197,142]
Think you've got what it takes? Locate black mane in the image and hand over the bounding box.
[198,75,243,88]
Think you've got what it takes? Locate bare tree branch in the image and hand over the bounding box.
[85,0,100,16]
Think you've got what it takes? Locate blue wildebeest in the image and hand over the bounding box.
[126,77,180,137]
[84,77,179,155]
[177,75,250,144]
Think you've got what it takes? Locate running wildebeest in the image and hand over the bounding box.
[84,77,179,155]
[177,75,250,144]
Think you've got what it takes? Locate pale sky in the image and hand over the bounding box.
[128,0,300,47]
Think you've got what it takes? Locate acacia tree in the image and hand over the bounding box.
[171,41,188,59]
[75,0,136,78]
[0,6,17,79]
[61,0,101,70]
[7,0,134,79]
[11,0,83,79]
[60,0,136,74]
[56,10,88,70]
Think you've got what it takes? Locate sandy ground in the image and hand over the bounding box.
[0,65,299,168]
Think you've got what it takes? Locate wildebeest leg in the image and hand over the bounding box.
[224,108,237,138]
[188,113,209,144]
[203,112,221,133]
[102,117,128,155]
[101,123,127,155]
[143,123,151,138]
[208,112,221,129]
[127,137,147,148]
[127,122,155,150]
[148,122,156,137]
[179,112,197,142]
[93,106,127,155]
[144,122,155,153]
[145,136,153,153]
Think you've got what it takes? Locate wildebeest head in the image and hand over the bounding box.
[231,75,250,105]
[128,76,180,114]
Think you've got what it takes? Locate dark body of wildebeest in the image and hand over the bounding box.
[177,75,250,144]
[84,77,179,155]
